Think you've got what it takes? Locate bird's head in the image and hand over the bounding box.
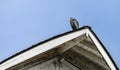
[70,17,74,21]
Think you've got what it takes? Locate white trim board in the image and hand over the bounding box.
[0,28,87,70]
[0,27,118,70]
[86,29,117,70]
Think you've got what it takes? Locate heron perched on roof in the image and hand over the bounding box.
[70,17,79,30]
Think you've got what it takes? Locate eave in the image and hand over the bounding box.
[0,26,118,70]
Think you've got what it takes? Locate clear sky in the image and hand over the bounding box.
[0,0,120,68]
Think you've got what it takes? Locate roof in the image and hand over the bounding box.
[0,26,118,70]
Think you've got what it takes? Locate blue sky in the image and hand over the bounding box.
[0,0,120,68]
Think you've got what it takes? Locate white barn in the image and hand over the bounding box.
[0,26,118,70]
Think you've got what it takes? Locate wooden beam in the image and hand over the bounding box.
[71,46,110,70]
[64,49,107,70]
[77,43,102,58]
[57,34,87,54]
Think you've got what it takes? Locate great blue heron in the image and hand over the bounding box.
[70,17,79,30]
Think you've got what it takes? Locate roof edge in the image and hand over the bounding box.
[88,28,119,70]
[0,26,91,65]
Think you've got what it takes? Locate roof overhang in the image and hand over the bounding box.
[0,26,118,70]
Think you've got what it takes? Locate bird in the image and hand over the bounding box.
[70,17,79,30]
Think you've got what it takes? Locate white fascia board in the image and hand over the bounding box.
[86,29,117,70]
[0,29,87,70]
